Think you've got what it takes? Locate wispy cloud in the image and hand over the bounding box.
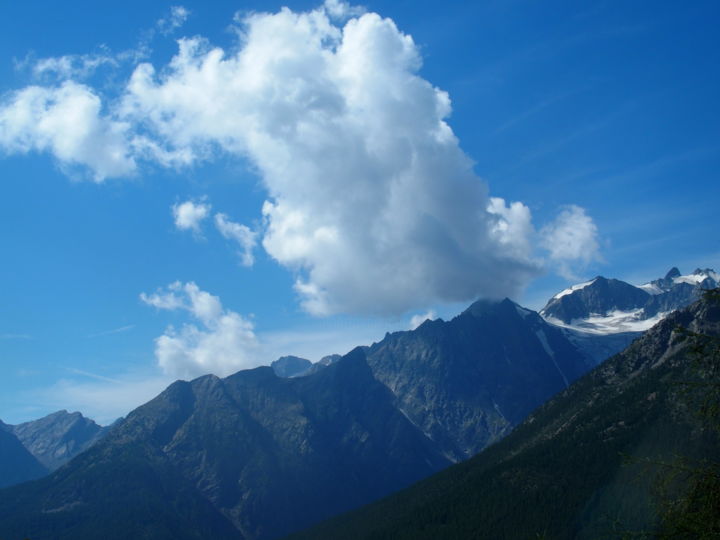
[493,89,582,134]
[65,368,122,384]
[214,213,257,267]
[157,6,191,35]
[31,370,173,425]
[87,324,135,338]
[0,333,32,340]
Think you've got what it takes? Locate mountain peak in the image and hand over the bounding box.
[272,355,312,378]
[665,267,681,279]
[9,410,108,472]
[462,297,516,318]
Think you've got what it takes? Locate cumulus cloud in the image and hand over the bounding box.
[0,3,602,313]
[540,205,601,279]
[140,281,260,378]
[215,213,257,266]
[118,6,548,314]
[172,199,211,234]
[0,81,135,181]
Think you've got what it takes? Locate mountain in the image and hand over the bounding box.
[304,353,342,376]
[288,292,720,539]
[540,267,718,364]
[541,267,718,331]
[0,297,591,539]
[363,298,590,461]
[10,410,110,471]
[0,421,48,489]
[270,355,312,378]
[0,348,449,540]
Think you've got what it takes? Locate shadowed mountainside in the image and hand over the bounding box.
[288,294,720,539]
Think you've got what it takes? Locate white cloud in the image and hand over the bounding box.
[0,81,135,181]
[141,282,260,378]
[172,199,211,234]
[87,324,135,338]
[158,6,191,35]
[0,3,602,314]
[486,197,535,261]
[323,0,366,20]
[117,6,546,314]
[540,205,601,279]
[409,310,437,330]
[215,213,257,266]
[31,52,117,80]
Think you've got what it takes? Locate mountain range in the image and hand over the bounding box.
[289,290,720,539]
[0,410,111,489]
[0,266,716,538]
[9,410,111,471]
[540,267,718,365]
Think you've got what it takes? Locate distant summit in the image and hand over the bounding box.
[9,410,110,471]
[541,267,718,334]
[539,267,718,365]
[271,355,312,378]
[0,420,47,488]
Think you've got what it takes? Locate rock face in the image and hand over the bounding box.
[270,355,312,378]
[541,277,651,324]
[289,292,720,540]
[10,410,109,471]
[0,297,591,540]
[364,298,590,461]
[0,421,48,489]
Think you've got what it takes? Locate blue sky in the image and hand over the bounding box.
[1,0,718,424]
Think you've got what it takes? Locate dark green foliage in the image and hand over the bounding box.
[0,439,243,540]
[650,289,720,539]
[288,293,720,540]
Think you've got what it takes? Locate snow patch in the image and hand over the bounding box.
[535,329,569,387]
[545,309,668,336]
[638,283,663,295]
[673,270,720,286]
[552,279,597,300]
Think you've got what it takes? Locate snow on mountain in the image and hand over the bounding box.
[543,309,668,335]
[639,267,719,294]
[552,279,597,300]
[539,267,717,365]
[637,283,664,295]
[672,268,720,286]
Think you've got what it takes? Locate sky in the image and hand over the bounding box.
[1,0,718,424]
